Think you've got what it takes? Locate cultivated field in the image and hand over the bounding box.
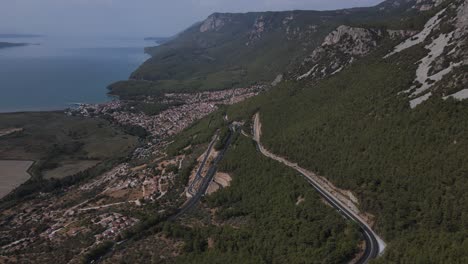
[0,160,33,198]
[0,112,139,180]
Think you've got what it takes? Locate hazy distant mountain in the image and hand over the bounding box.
[0,42,28,49]
[143,36,172,44]
[0,34,43,38]
[117,0,440,95]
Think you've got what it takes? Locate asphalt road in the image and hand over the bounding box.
[170,126,235,220]
[300,172,379,263]
[252,113,382,263]
[172,118,381,262]
[187,131,219,196]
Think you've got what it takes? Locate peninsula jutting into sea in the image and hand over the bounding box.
[1,0,467,263]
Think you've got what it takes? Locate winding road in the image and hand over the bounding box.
[252,113,385,264]
[187,131,219,196]
[170,126,235,220]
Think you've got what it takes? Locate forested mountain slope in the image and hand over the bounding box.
[170,136,361,264]
[218,0,468,262]
[290,0,467,105]
[109,0,442,97]
[104,0,468,262]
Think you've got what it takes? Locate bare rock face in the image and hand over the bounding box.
[292,25,414,82]
[383,0,468,107]
[387,29,419,38]
[413,0,445,11]
[429,0,468,100]
[322,25,379,56]
[200,14,229,33]
[246,16,266,46]
[378,0,445,11]
[294,26,379,81]
[246,12,319,45]
[454,0,468,40]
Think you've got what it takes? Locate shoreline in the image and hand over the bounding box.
[0,102,105,114]
[0,109,65,114]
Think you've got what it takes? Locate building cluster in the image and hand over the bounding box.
[1,198,78,254]
[165,86,263,105]
[67,86,263,138]
[1,86,264,258]
[93,213,139,242]
[78,154,183,203]
[112,102,217,138]
[79,164,131,191]
[1,237,36,254]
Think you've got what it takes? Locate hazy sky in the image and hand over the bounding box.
[0,0,384,37]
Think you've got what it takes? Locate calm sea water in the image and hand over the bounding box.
[0,36,153,112]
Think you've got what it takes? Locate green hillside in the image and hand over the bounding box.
[109,0,426,97]
[102,0,468,262]
[223,48,468,263]
[171,136,361,263]
[216,1,468,260]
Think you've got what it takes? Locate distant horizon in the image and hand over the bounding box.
[0,34,169,41]
[0,33,44,38]
[1,0,383,39]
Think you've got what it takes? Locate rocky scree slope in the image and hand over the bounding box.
[287,0,467,110]
[289,25,418,82]
[384,0,468,108]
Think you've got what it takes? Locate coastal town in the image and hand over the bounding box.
[68,86,264,138]
[0,85,263,262]
[0,153,185,260]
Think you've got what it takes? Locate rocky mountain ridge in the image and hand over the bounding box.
[385,0,468,108]
[376,0,444,11]
[291,25,418,81]
[125,0,447,94]
[283,0,467,110]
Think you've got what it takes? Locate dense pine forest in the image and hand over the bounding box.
[221,38,468,263]
[2,0,466,263]
[109,0,468,262]
[166,136,361,263]
[105,1,468,262]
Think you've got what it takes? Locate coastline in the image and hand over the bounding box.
[0,36,150,116]
[0,108,66,114]
[0,101,108,114]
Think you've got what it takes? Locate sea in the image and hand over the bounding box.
[0,35,153,113]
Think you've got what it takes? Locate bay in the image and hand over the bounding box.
[0,36,153,112]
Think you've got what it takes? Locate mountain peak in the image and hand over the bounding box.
[377,0,445,11]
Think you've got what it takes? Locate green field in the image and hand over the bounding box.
[0,160,33,198]
[0,111,138,183]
